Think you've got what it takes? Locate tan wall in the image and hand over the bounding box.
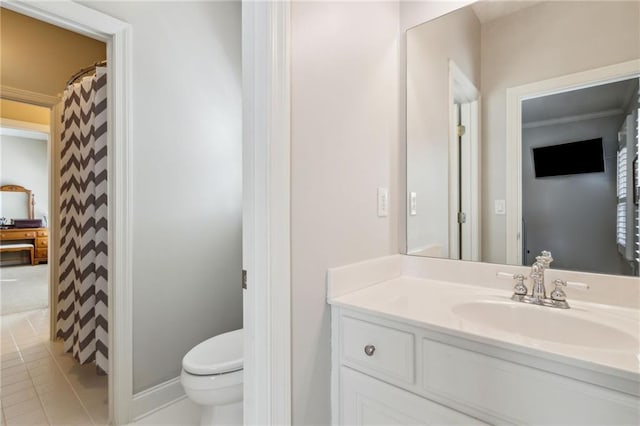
[0,7,106,97]
[1,99,50,125]
[291,2,400,424]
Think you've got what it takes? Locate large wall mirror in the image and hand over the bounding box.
[0,184,34,222]
[406,0,640,276]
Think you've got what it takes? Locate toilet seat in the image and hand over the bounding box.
[183,328,243,375]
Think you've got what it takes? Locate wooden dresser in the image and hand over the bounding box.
[0,227,48,264]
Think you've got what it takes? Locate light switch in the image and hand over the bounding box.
[377,187,389,217]
[495,199,506,215]
[409,192,417,216]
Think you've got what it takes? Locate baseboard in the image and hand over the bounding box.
[131,376,186,420]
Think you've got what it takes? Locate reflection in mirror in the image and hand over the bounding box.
[0,185,34,222]
[406,0,640,276]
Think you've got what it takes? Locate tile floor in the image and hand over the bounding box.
[1,309,108,426]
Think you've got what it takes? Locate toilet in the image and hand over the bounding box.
[181,329,243,426]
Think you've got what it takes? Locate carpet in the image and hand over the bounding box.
[1,264,49,315]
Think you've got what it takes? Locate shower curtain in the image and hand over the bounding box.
[57,68,108,375]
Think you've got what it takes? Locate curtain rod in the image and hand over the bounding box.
[65,60,107,88]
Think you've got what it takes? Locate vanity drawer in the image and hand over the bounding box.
[341,316,414,384]
[36,230,47,237]
[36,238,48,248]
[35,248,48,259]
[0,230,36,240]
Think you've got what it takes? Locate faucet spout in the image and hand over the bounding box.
[529,251,553,300]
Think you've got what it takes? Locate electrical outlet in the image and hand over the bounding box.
[495,199,506,215]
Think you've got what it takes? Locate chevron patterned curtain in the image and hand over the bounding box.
[57,68,108,375]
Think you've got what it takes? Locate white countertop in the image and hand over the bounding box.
[329,276,640,379]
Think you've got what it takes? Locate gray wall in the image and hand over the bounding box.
[84,1,243,393]
[0,134,48,220]
[522,115,631,275]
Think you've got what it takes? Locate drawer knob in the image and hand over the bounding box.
[364,344,376,356]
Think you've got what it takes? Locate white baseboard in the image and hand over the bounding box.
[131,376,186,421]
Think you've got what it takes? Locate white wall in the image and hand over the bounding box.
[481,1,640,263]
[0,134,48,220]
[406,6,480,255]
[291,2,399,424]
[83,1,243,393]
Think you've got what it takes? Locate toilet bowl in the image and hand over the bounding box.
[181,329,243,426]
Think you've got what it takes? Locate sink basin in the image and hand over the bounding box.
[452,300,638,350]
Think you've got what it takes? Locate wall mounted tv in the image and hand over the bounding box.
[532,138,604,178]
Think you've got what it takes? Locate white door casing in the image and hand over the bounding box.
[242,1,292,425]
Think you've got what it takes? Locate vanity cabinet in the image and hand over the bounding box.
[332,307,640,425]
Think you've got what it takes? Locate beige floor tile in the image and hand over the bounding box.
[36,388,77,406]
[46,409,93,426]
[2,308,106,425]
[4,407,47,426]
[23,359,56,373]
[0,353,21,364]
[0,365,27,377]
[2,398,42,420]
[0,387,38,408]
[29,373,66,390]
[0,380,33,397]
[0,359,24,371]
[0,370,30,386]
[39,397,84,422]
[19,353,49,364]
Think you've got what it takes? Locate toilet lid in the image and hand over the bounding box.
[183,328,243,375]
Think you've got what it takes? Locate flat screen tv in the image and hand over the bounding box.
[532,138,604,178]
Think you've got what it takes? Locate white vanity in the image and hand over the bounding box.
[328,255,640,425]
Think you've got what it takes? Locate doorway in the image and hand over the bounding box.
[0,104,50,316]
[0,5,119,425]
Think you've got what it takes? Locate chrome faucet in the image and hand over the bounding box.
[529,250,553,302]
[498,250,589,309]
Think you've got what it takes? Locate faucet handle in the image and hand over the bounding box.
[497,272,528,296]
[550,279,567,301]
[551,279,589,302]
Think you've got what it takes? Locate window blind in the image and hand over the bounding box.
[617,147,627,247]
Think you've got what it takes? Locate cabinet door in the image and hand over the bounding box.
[341,367,485,425]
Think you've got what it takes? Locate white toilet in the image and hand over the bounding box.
[181,329,243,426]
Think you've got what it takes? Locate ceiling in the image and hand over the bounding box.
[471,0,541,24]
[522,78,639,127]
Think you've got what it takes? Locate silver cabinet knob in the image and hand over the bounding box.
[364,344,375,356]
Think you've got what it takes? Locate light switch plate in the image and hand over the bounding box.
[495,199,506,215]
[409,192,417,216]
[378,187,389,217]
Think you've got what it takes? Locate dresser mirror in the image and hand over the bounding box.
[0,185,34,222]
[405,0,640,276]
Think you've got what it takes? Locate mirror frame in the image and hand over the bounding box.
[0,184,34,220]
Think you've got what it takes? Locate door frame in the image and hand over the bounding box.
[242,1,292,425]
[505,59,640,265]
[1,1,134,424]
[448,60,481,261]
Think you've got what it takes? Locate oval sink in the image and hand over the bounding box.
[452,301,638,350]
